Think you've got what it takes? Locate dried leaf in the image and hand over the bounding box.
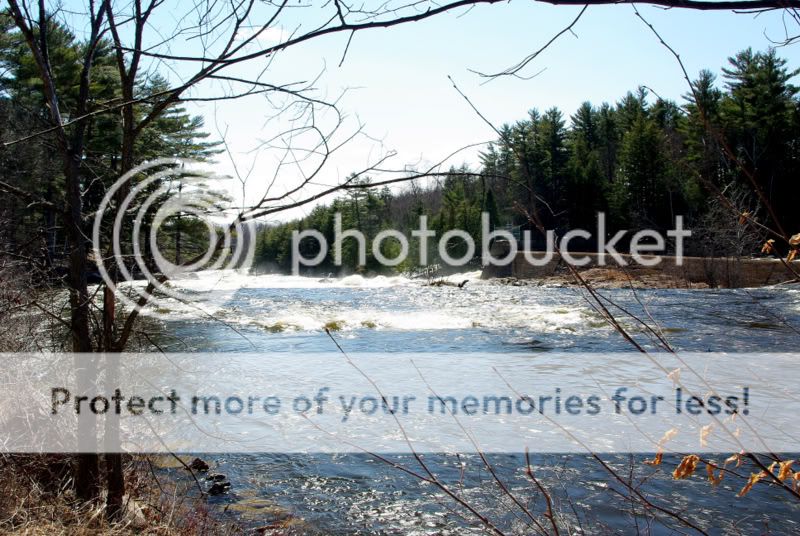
[767,461,778,474]
[667,368,681,384]
[645,428,681,467]
[790,233,800,247]
[738,471,768,497]
[644,452,663,466]
[725,453,743,468]
[660,428,679,445]
[700,424,713,447]
[761,239,776,255]
[788,249,798,262]
[673,454,700,479]
[739,211,752,225]
[777,460,794,481]
[706,463,723,486]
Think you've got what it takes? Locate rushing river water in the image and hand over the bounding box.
[145,271,800,534]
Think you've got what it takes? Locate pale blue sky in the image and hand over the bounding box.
[61,1,800,219]
[185,2,797,220]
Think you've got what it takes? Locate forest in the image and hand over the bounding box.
[0,15,221,277]
[255,48,800,274]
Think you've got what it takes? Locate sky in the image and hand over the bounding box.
[66,1,800,222]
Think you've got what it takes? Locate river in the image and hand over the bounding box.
[144,271,800,534]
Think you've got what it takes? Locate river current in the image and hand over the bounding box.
[142,271,800,534]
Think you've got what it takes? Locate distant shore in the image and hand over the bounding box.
[482,248,800,289]
[490,266,711,289]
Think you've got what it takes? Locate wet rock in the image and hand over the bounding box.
[206,472,227,482]
[492,277,536,286]
[229,497,293,522]
[427,279,469,288]
[323,320,344,331]
[208,481,231,495]
[188,457,209,472]
[253,516,306,534]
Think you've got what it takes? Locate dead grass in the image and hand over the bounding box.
[0,268,246,535]
[0,455,242,535]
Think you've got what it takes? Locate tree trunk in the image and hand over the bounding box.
[103,291,125,517]
[103,114,135,517]
[65,151,101,500]
[104,354,124,519]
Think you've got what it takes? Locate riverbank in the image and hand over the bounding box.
[491,265,712,289]
[0,455,240,535]
[0,294,245,535]
[482,246,800,288]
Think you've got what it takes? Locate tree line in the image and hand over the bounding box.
[256,47,799,275]
[0,14,221,278]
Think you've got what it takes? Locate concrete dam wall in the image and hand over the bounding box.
[482,242,799,288]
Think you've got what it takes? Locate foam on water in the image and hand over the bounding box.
[239,270,484,289]
[123,269,597,335]
[160,269,486,293]
[251,307,477,332]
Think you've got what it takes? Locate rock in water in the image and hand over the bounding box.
[208,481,231,495]
[188,457,209,472]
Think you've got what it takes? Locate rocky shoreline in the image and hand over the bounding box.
[490,265,712,289]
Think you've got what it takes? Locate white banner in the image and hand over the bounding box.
[0,352,795,453]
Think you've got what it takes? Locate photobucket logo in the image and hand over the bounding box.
[92,158,255,318]
[292,213,690,274]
